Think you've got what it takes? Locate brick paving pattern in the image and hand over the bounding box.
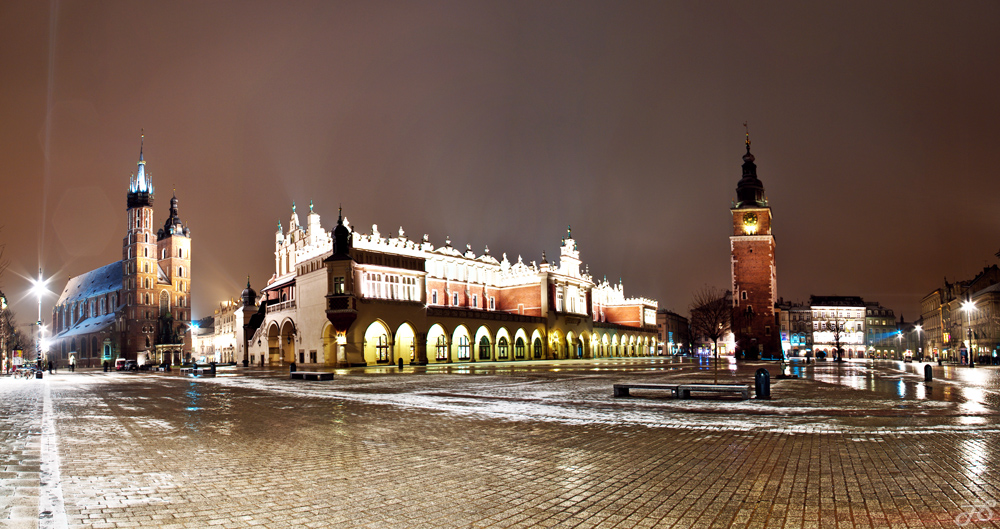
[3,358,1000,528]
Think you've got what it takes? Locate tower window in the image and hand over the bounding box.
[431,290,438,304]
[452,292,459,306]
[741,291,747,300]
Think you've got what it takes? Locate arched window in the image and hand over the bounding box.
[533,338,543,359]
[159,291,170,313]
[478,336,491,360]
[452,292,459,306]
[489,297,495,310]
[161,249,166,259]
[515,337,525,359]
[435,335,448,361]
[375,335,389,362]
[178,266,184,278]
[472,294,478,308]
[178,248,183,258]
[498,337,509,360]
[457,335,470,360]
[431,290,438,304]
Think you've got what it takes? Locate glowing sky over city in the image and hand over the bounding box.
[1,1,998,323]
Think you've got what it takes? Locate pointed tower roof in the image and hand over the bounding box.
[127,132,154,208]
[157,190,189,240]
[734,123,766,208]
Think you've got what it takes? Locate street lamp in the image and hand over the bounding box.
[962,299,976,368]
[896,330,902,360]
[30,268,50,364]
[915,324,922,361]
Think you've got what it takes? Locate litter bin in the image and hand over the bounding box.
[35,370,43,379]
[754,368,770,399]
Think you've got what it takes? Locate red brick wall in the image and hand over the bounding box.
[731,234,777,354]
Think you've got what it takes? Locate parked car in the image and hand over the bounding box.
[115,359,138,371]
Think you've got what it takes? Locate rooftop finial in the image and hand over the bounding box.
[743,121,751,153]
[567,224,572,238]
[292,201,296,214]
[140,129,144,161]
[309,200,314,213]
[338,204,342,223]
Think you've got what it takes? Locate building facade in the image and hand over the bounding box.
[656,309,689,356]
[865,302,899,358]
[48,137,192,366]
[246,206,658,367]
[730,135,779,359]
[921,265,1000,364]
[809,296,865,359]
[191,281,259,364]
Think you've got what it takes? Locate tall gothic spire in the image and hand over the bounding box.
[127,132,154,208]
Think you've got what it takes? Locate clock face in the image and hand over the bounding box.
[743,212,758,226]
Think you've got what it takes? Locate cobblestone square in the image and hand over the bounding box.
[3,358,1000,528]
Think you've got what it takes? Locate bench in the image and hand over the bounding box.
[677,384,750,400]
[613,383,750,400]
[180,367,215,377]
[613,384,679,397]
[290,371,334,381]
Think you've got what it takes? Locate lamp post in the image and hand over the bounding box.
[30,268,48,365]
[962,299,976,368]
[896,330,902,360]
[915,324,923,361]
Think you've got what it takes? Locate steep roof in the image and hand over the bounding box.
[55,261,122,307]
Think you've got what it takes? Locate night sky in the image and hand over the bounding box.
[2,1,999,325]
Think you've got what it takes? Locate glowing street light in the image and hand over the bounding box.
[914,324,923,361]
[29,268,50,363]
[962,299,976,368]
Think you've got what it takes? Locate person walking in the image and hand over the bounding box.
[47,359,53,374]
[69,355,76,372]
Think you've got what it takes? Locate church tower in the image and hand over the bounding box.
[123,134,157,354]
[157,191,191,324]
[156,194,191,322]
[730,129,778,359]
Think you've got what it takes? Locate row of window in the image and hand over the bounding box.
[429,289,496,310]
[362,273,418,301]
[432,336,539,362]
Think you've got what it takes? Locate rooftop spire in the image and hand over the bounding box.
[734,124,765,208]
[127,130,154,207]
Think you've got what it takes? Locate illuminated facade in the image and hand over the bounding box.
[809,296,865,359]
[921,265,1000,364]
[730,134,779,359]
[48,137,192,366]
[191,281,259,364]
[865,302,899,358]
[247,204,657,367]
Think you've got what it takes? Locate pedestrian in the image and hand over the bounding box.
[48,359,53,374]
[103,360,109,372]
[70,355,76,372]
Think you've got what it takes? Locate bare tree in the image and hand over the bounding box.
[690,285,732,384]
[828,318,845,362]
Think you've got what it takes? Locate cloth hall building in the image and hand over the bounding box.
[245,204,658,367]
[48,139,192,367]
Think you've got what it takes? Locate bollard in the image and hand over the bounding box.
[398,358,404,370]
[754,368,771,399]
[924,364,932,382]
[290,362,296,373]
[210,362,217,376]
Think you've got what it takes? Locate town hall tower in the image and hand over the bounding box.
[730,130,778,359]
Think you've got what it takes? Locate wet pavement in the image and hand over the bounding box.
[3,357,1000,528]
